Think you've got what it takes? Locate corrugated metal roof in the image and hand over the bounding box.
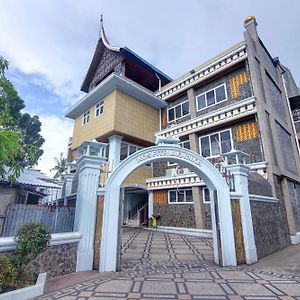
[1,168,62,189]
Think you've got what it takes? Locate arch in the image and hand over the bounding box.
[100,144,237,272]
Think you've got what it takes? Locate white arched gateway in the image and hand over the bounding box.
[100,142,237,272]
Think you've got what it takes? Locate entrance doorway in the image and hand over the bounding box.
[123,187,148,227]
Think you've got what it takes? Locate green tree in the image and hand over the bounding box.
[0,56,44,179]
[50,152,67,181]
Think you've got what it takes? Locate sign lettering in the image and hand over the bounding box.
[136,149,202,166]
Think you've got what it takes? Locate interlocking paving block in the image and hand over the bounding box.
[94,280,132,293]
[272,283,300,296]
[186,282,226,295]
[141,281,177,294]
[228,282,275,296]
[218,271,253,280]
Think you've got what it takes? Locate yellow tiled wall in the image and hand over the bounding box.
[114,90,160,143]
[123,167,152,185]
[229,71,249,98]
[235,122,258,141]
[71,91,117,149]
[71,89,160,150]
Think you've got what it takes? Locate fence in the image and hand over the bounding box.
[2,204,75,237]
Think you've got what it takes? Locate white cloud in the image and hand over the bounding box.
[35,113,73,177]
[0,0,299,95]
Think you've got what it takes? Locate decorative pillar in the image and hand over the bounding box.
[74,139,107,271]
[224,150,258,264]
[108,135,123,171]
[64,162,76,199]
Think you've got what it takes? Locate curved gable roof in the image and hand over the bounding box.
[81,23,171,93]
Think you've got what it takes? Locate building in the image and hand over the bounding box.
[65,16,300,257]
[0,168,62,233]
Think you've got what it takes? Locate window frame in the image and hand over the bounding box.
[95,100,104,117]
[120,141,143,162]
[82,110,90,126]
[196,83,227,111]
[202,187,211,204]
[168,188,193,204]
[167,100,190,123]
[199,128,233,159]
[168,140,191,166]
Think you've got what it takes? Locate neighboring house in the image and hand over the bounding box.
[0,168,62,233]
[65,16,300,243]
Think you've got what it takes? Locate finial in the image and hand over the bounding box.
[100,14,103,24]
[244,16,257,27]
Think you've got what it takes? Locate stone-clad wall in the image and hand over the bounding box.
[29,243,77,278]
[250,179,290,259]
[195,65,252,118]
[287,180,300,232]
[202,204,211,229]
[232,119,264,164]
[1,243,78,279]
[153,204,196,228]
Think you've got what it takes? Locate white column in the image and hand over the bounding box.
[148,191,153,219]
[108,135,123,171]
[64,173,75,197]
[226,164,258,264]
[74,155,104,271]
[209,189,219,265]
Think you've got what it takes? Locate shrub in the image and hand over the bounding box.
[0,255,33,293]
[0,223,51,294]
[14,222,51,266]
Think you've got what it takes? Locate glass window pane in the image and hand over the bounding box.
[211,133,220,156]
[168,108,175,121]
[185,190,193,202]
[129,145,136,155]
[175,105,182,119]
[204,188,210,203]
[178,191,184,202]
[182,141,190,149]
[201,136,210,157]
[197,94,206,110]
[216,85,226,102]
[206,90,215,106]
[220,130,232,153]
[169,191,177,202]
[120,143,128,161]
[182,102,189,116]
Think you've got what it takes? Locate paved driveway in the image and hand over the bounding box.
[40,228,300,299]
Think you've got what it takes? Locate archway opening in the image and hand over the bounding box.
[100,145,236,272]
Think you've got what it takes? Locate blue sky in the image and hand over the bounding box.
[0,0,299,175]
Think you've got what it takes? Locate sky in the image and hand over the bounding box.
[0,0,299,176]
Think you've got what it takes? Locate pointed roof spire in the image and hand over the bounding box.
[99,14,120,52]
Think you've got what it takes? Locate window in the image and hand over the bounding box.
[167,100,189,122]
[168,189,193,204]
[95,100,104,117]
[168,140,190,166]
[202,187,210,203]
[196,84,227,111]
[82,111,90,125]
[120,142,143,161]
[199,129,232,158]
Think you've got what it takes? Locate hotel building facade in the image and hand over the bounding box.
[65,16,300,259]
